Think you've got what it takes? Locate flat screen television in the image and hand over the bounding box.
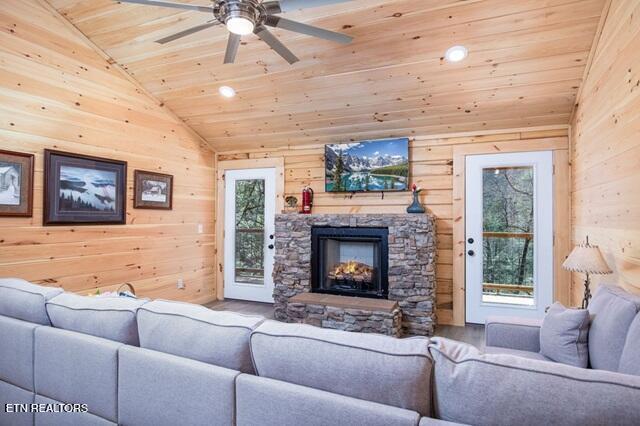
[325,138,409,193]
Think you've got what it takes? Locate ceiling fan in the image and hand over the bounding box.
[117,0,355,64]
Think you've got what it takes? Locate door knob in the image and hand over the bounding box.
[467,237,474,244]
[268,244,275,250]
[467,250,475,256]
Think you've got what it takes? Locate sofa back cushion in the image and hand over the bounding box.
[235,374,421,426]
[0,381,34,426]
[619,313,640,376]
[118,346,239,426]
[0,278,63,325]
[46,293,146,345]
[429,337,640,426]
[0,315,38,391]
[588,285,640,371]
[34,326,122,423]
[137,300,264,373]
[250,320,433,416]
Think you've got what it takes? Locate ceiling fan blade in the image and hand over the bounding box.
[224,33,242,64]
[265,16,352,44]
[254,26,299,64]
[155,21,219,44]
[117,0,213,13]
[275,0,354,12]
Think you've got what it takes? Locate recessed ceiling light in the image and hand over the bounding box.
[445,45,468,63]
[219,86,236,98]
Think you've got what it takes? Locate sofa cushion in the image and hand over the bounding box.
[429,337,640,426]
[34,395,116,426]
[46,293,146,345]
[539,302,590,367]
[0,278,63,325]
[619,313,640,376]
[484,346,551,362]
[118,346,238,426]
[0,380,34,426]
[137,300,263,373]
[250,320,433,416]
[236,374,421,426]
[34,327,122,423]
[588,285,640,371]
[0,316,38,391]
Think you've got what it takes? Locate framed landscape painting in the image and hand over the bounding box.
[0,149,34,217]
[44,150,127,225]
[134,170,173,210]
[325,138,409,192]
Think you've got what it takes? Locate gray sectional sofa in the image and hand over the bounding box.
[1,278,639,426]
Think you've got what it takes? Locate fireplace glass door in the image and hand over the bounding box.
[311,227,388,299]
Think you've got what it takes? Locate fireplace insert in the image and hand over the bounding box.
[311,227,388,299]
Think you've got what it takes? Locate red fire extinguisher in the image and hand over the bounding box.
[301,186,314,214]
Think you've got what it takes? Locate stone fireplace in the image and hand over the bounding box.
[273,214,437,336]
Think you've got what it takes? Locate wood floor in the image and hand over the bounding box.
[205,299,485,349]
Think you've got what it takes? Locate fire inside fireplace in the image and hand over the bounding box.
[311,227,388,299]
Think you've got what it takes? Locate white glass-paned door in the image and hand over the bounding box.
[224,168,276,303]
[465,151,554,324]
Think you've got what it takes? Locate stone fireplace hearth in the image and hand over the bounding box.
[272,214,437,336]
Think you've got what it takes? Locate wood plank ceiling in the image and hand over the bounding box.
[48,0,606,151]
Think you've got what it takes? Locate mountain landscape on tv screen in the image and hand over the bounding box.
[325,138,409,192]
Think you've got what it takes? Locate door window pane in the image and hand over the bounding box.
[482,167,534,305]
[235,179,265,285]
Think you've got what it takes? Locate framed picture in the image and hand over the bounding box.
[134,170,173,210]
[325,138,409,192]
[0,149,34,217]
[44,150,127,225]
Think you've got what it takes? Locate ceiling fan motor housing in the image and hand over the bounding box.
[214,0,268,28]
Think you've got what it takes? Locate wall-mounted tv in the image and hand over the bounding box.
[325,138,409,193]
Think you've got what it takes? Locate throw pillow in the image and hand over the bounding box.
[540,302,590,368]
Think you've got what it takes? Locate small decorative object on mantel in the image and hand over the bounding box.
[134,170,173,210]
[284,196,298,213]
[563,236,612,308]
[0,149,34,217]
[406,183,425,214]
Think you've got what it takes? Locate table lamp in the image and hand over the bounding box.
[562,236,612,308]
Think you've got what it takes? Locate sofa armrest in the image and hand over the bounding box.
[485,316,542,352]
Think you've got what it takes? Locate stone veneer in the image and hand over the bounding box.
[286,293,403,336]
[272,214,437,336]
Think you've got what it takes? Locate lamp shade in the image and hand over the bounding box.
[563,242,612,274]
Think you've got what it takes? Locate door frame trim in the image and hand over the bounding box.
[451,137,571,326]
[215,158,285,301]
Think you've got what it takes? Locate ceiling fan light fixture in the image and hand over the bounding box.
[445,45,468,63]
[226,16,255,35]
[219,85,236,98]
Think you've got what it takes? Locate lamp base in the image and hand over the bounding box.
[581,273,592,309]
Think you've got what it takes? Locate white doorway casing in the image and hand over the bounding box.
[223,168,276,303]
[465,151,554,324]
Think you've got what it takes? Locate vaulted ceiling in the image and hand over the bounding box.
[48,0,606,151]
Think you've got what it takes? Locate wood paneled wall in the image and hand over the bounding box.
[571,0,640,301]
[218,126,569,324]
[0,0,216,303]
